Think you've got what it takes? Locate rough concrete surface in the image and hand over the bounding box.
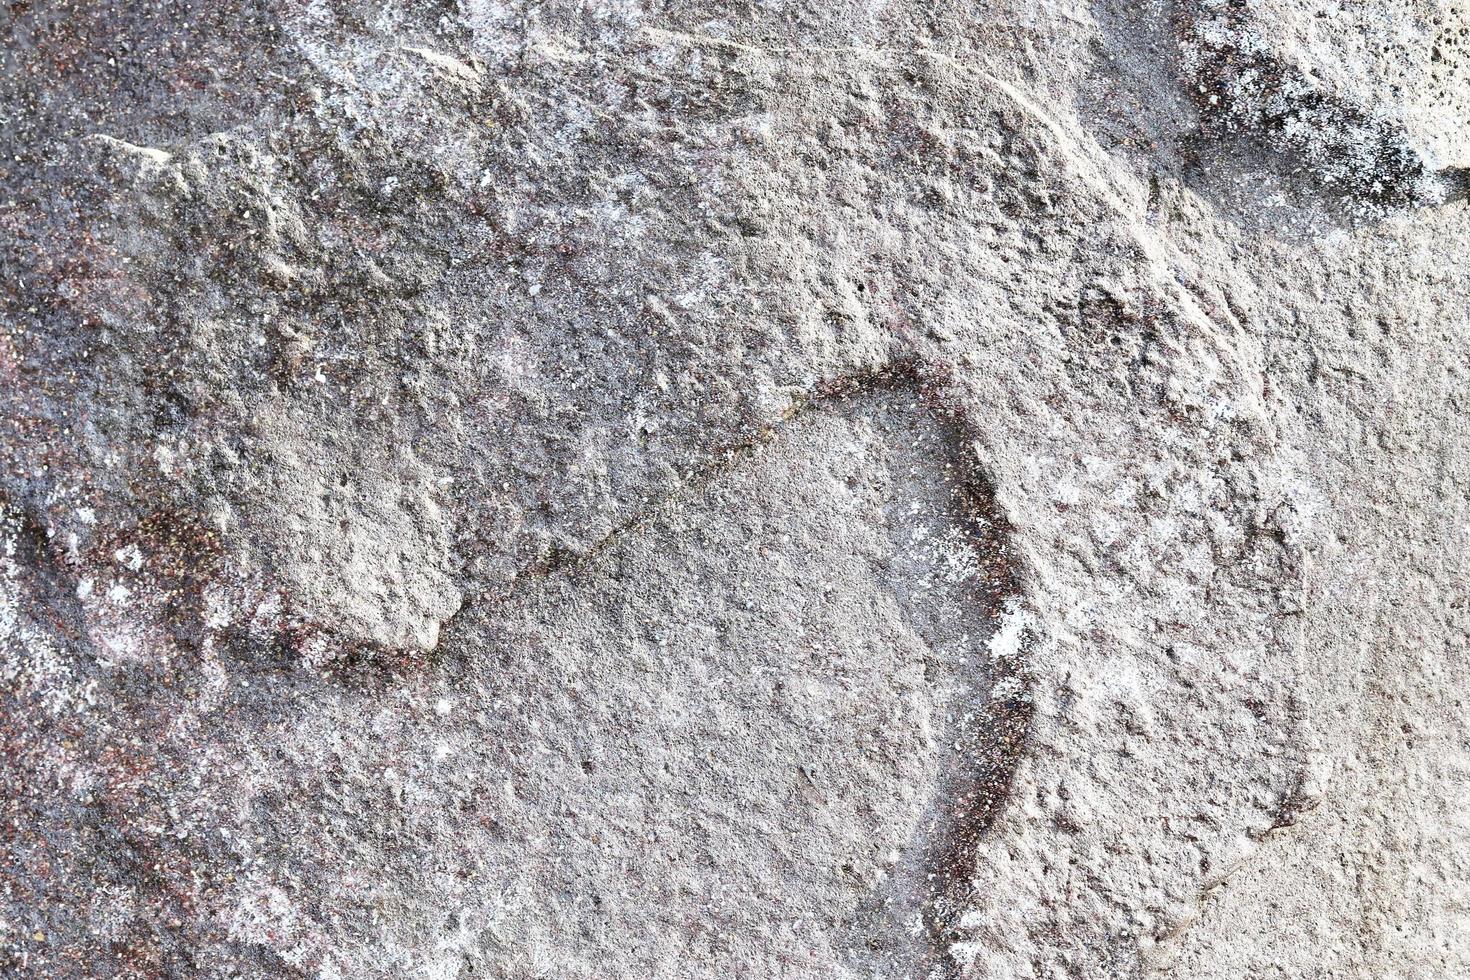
[1,1,1468,977]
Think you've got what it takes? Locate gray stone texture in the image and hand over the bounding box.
[2,1,1467,977]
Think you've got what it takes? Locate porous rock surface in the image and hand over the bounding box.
[1,1,1467,977]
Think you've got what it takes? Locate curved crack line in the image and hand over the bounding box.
[437,357,961,641]
[434,361,927,643]
[438,357,1034,975]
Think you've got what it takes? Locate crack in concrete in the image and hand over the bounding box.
[434,361,926,644]
[436,357,1033,975]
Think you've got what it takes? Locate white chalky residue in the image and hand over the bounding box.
[114,543,144,571]
[986,601,1031,664]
